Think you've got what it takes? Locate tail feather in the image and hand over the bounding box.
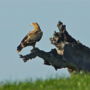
[17,44,23,52]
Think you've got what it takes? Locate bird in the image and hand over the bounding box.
[17,22,43,52]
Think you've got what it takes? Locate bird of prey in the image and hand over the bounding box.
[17,22,43,52]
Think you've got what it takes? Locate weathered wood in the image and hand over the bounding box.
[19,21,90,72]
[20,48,68,70]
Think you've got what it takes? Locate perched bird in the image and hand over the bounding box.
[17,22,43,52]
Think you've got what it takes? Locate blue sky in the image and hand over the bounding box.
[0,0,90,81]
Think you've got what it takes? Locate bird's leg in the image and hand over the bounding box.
[33,44,35,49]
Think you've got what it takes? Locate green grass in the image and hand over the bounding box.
[0,73,90,90]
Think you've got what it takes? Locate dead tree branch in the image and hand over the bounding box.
[19,21,90,72]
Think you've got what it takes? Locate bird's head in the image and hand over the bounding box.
[30,22,40,30]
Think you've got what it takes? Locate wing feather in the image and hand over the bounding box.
[21,30,43,45]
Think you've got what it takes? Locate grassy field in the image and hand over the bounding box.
[0,73,90,90]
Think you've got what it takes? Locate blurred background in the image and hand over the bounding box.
[0,0,90,81]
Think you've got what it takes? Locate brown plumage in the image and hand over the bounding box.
[17,22,43,52]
